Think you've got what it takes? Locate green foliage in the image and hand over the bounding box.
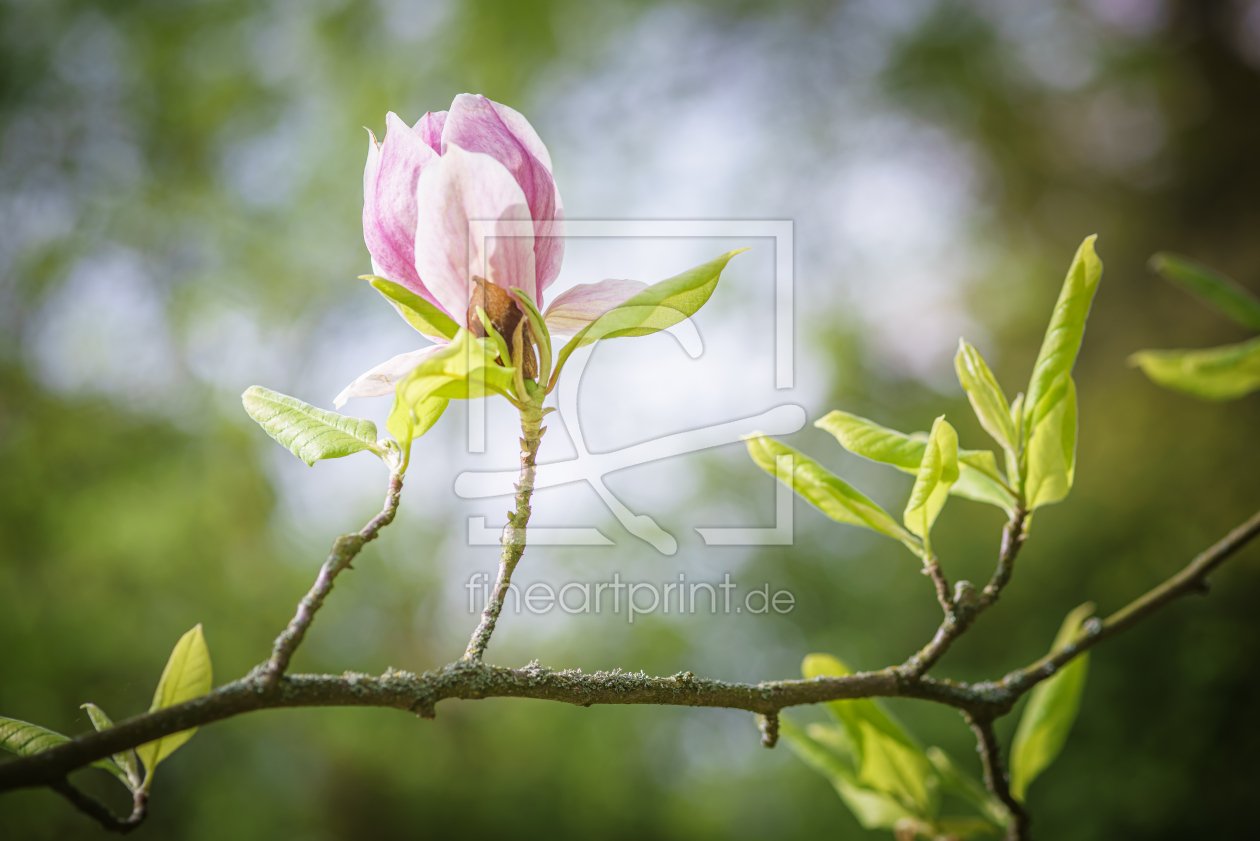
[955,340,1017,455]
[784,654,1007,837]
[814,411,1015,515]
[365,276,461,341]
[1009,603,1094,802]
[242,386,385,467]
[1023,373,1077,510]
[902,417,959,556]
[550,249,748,384]
[1013,235,1101,509]
[744,434,923,557]
[137,624,213,787]
[81,703,143,791]
[0,717,69,757]
[1132,254,1260,401]
[1021,236,1102,445]
[387,329,514,448]
[0,713,136,792]
[1129,339,1260,401]
[510,286,553,384]
[1148,253,1260,333]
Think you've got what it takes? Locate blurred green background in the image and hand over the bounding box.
[3,0,1260,838]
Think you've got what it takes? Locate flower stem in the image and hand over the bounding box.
[463,401,544,661]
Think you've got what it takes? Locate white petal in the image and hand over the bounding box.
[333,344,446,408]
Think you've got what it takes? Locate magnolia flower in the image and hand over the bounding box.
[336,94,646,407]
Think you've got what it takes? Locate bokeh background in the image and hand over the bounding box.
[3,0,1260,838]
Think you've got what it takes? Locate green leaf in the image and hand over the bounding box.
[1024,373,1077,510]
[802,654,934,815]
[0,715,136,791]
[955,340,1017,453]
[387,329,513,447]
[0,716,69,756]
[473,305,513,368]
[1009,603,1094,802]
[1023,235,1102,443]
[242,386,383,467]
[137,624,213,784]
[364,275,459,340]
[387,396,449,446]
[81,703,142,790]
[551,248,748,384]
[510,286,553,384]
[780,718,918,830]
[815,411,1016,516]
[1149,253,1260,332]
[927,747,1011,829]
[903,416,959,556]
[745,435,923,556]
[1129,337,1260,401]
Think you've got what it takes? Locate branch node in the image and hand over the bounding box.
[757,711,780,748]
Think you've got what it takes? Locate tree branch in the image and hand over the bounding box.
[964,713,1029,841]
[49,778,147,834]
[260,472,403,686]
[1000,506,1260,695]
[463,405,543,661]
[900,508,1027,677]
[4,503,1256,821]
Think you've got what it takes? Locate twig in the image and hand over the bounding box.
[923,555,954,615]
[964,713,1029,841]
[463,405,544,661]
[260,473,403,686]
[4,506,1256,813]
[1001,506,1260,695]
[49,778,147,834]
[900,508,1027,677]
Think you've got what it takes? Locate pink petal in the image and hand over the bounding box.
[443,95,564,299]
[489,102,565,299]
[333,344,447,408]
[413,144,536,326]
[414,110,447,154]
[363,112,443,306]
[542,278,648,338]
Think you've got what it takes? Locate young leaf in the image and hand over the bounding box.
[801,654,934,815]
[386,396,450,446]
[242,386,383,467]
[1129,337,1260,401]
[510,286,553,384]
[1009,603,1094,802]
[1023,235,1102,442]
[82,703,143,790]
[387,329,515,448]
[955,340,1017,453]
[815,411,1015,516]
[137,624,213,784]
[780,718,919,830]
[745,435,923,556]
[0,715,135,790]
[1148,253,1260,332]
[927,747,1011,829]
[364,275,460,340]
[903,416,960,556]
[1024,373,1077,510]
[551,249,748,385]
[0,716,69,756]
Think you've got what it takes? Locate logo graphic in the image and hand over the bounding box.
[456,220,800,554]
